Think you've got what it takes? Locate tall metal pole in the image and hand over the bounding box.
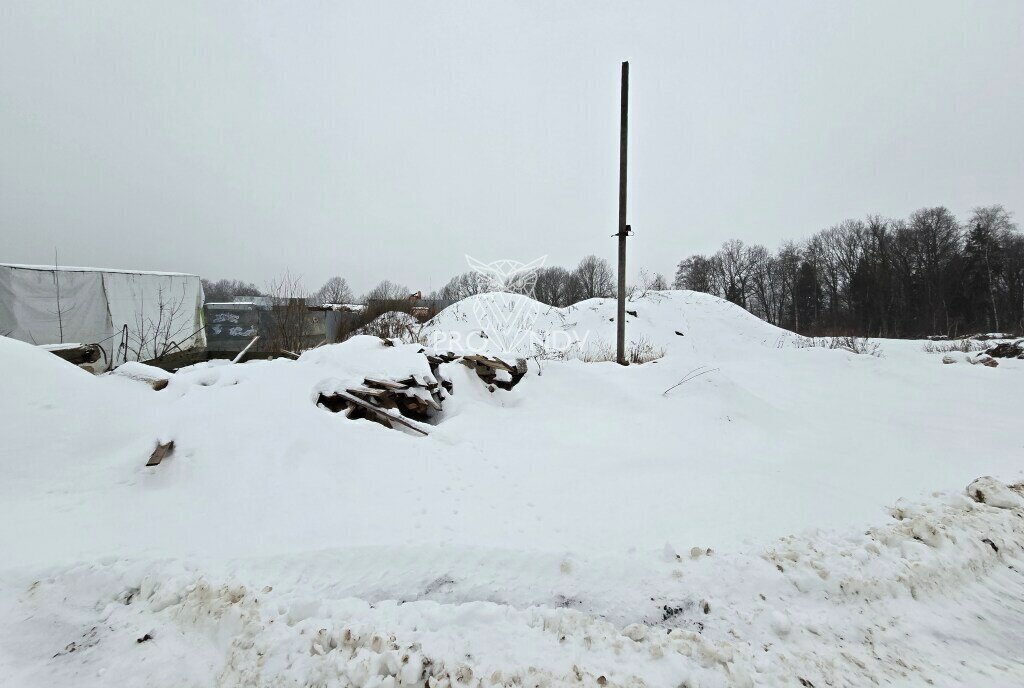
[616,61,630,366]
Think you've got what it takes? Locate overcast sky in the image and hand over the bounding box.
[2,1,1022,295]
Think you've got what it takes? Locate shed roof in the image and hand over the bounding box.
[0,263,198,278]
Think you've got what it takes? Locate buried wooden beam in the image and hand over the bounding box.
[232,336,260,363]
[460,354,514,372]
[364,376,408,390]
[327,390,429,436]
[44,343,103,366]
[146,440,175,466]
[114,370,170,390]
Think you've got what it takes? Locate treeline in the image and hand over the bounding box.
[430,255,668,306]
[201,278,262,303]
[673,205,1023,337]
[202,276,357,307]
[205,203,1023,339]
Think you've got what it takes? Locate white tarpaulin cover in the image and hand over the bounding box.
[0,264,205,367]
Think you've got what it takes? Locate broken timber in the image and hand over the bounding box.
[232,336,260,363]
[326,390,429,436]
[459,354,527,390]
[316,347,527,435]
[44,343,103,366]
[146,440,175,466]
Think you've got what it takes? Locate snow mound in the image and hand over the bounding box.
[3,295,1024,686]
[0,334,94,397]
[421,290,799,359]
[354,310,422,341]
[4,482,1023,687]
[0,335,158,485]
[967,476,1024,509]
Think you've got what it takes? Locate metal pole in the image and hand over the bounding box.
[616,61,629,365]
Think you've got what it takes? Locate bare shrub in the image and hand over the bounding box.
[922,339,987,354]
[331,280,414,343]
[356,311,421,343]
[578,339,617,363]
[628,335,666,364]
[126,283,195,362]
[573,336,665,364]
[795,335,882,357]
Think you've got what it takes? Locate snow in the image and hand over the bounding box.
[0,263,198,277]
[1,290,1023,686]
[353,311,422,340]
[966,476,1024,509]
[38,342,85,351]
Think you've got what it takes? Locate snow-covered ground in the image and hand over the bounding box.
[1,290,1022,687]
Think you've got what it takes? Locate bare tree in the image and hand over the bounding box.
[966,205,1017,332]
[361,279,413,321]
[715,240,754,307]
[363,279,411,304]
[747,245,778,323]
[312,276,354,305]
[673,254,716,293]
[908,206,962,333]
[632,268,669,299]
[264,271,313,353]
[432,272,489,302]
[533,266,573,306]
[570,255,615,300]
[668,204,1024,337]
[646,271,669,291]
[775,241,802,329]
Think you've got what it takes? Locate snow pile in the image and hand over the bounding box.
[2,481,1022,687]
[967,476,1024,509]
[354,311,422,342]
[420,290,799,360]
[1,289,1024,686]
[0,336,159,485]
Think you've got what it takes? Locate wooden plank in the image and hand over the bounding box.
[146,440,174,466]
[346,386,387,397]
[44,343,102,365]
[364,377,408,391]
[462,354,513,372]
[232,336,260,363]
[114,370,170,390]
[333,390,429,436]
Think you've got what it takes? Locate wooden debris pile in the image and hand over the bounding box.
[317,345,528,435]
[984,340,1024,359]
[459,354,527,391]
[316,353,452,435]
[43,343,103,367]
[111,364,172,390]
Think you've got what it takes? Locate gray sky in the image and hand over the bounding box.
[2,1,1022,296]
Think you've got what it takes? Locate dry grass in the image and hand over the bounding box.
[796,335,882,357]
[575,336,665,364]
[922,339,987,354]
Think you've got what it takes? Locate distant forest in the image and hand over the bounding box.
[673,205,1023,338]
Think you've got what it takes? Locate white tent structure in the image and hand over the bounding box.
[0,264,205,368]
